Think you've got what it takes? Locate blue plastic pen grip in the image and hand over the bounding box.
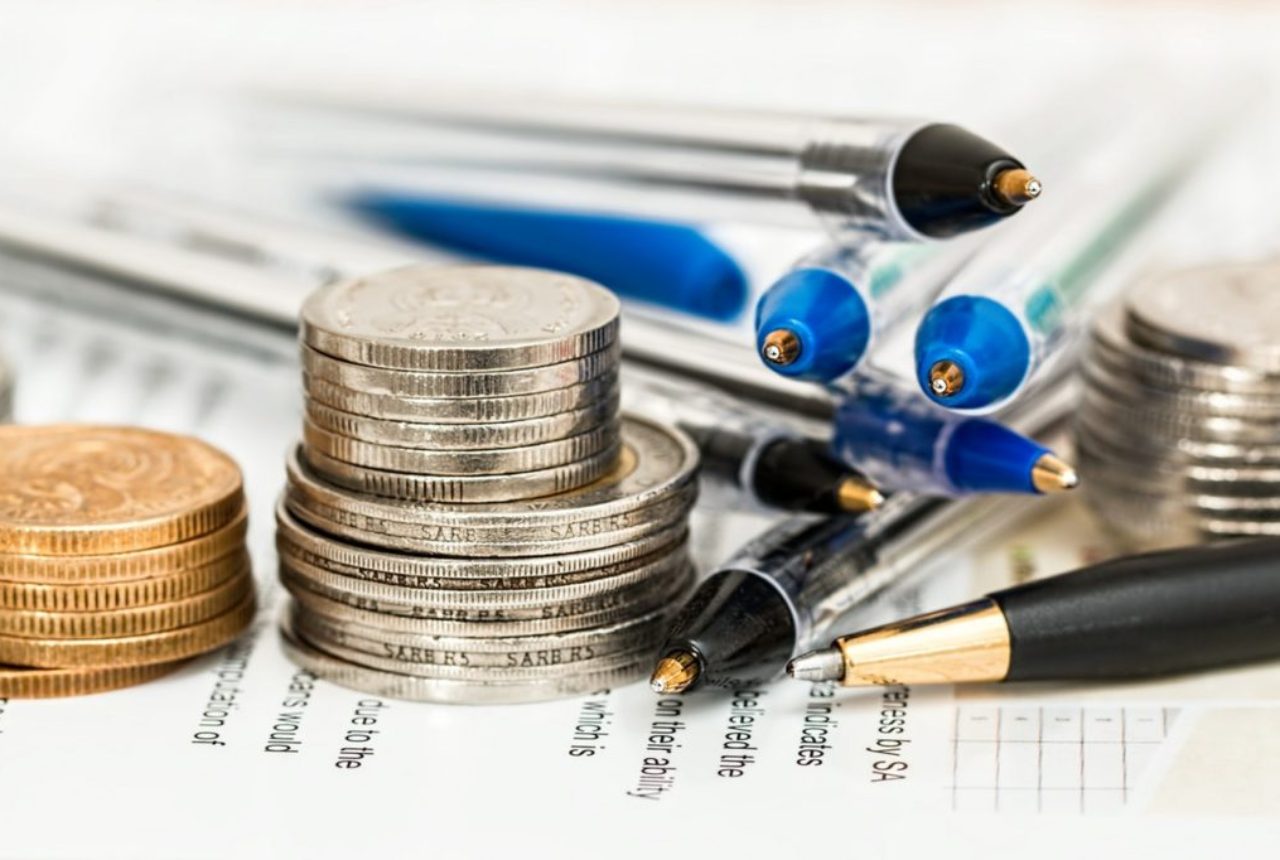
[351,193,750,322]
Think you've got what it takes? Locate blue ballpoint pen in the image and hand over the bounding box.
[830,373,1077,496]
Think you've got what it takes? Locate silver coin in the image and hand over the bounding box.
[280,552,689,621]
[1080,387,1280,446]
[304,372,620,424]
[287,416,699,530]
[285,488,694,558]
[285,569,694,638]
[1083,356,1280,420]
[303,418,619,476]
[278,539,689,606]
[1126,262,1280,372]
[304,395,619,450]
[1091,305,1280,396]
[295,630,655,682]
[290,603,668,671]
[301,265,620,372]
[1076,412,1280,472]
[304,440,621,503]
[274,500,688,588]
[280,616,650,705]
[284,470,696,547]
[1202,519,1280,537]
[302,342,620,399]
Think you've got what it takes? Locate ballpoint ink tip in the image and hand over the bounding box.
[649,650,700,694]
[835,476,886,513]
[785,649,845,683]
[761,329,801,366]
[991,169,1043,207]
[929,359,966,397]
[1031,453,1079,494]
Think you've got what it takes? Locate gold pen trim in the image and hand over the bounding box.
[835,598,1011,685]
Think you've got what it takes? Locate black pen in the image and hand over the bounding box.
[788,537,1280,687]
[681,423,884,515]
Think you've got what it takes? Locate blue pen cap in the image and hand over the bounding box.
[914,295,1030,410]
[754,267,870,382]
[350,193,749,322]
[944,418,1049,494]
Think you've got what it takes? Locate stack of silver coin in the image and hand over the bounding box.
[277,265,699,703]
[1077,261,1280,547]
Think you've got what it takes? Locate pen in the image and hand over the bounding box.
[788,536,1280,686]
[829,373,1076,496]
[621,371,881,514]
[269,90,1041,241]
[682,423,883,515]
[755,236,982,382]
[348,193,751,322]
[649,372,1075,694]
[913,86,1246,413]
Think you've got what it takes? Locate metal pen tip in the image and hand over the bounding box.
[762,329,801,366]
[649,650,700,694]
[929,359,965,397]
[1031,453,1079,494]
[992,168,1043,207]
[835,476,886,513]
[786,649,845,683]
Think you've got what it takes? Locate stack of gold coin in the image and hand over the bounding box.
[0,425,256,698]
[280,265,698,704]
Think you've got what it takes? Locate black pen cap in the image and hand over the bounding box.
[657,569,796,690]
[893,124,1028,239]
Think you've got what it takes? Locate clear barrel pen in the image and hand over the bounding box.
[624,373,883,515]
[829,371,1076,496]
[258,89,1041,241]
[650,369,1076,694]
[915,83,1252,413]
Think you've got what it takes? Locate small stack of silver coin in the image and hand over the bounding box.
[1077,261,1280,547]
[278,265,699,703]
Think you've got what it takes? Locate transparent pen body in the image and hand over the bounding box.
[735,376,1076,655]
[256,93,929,239]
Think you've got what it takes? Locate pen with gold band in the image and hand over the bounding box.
[788,537,1280,686]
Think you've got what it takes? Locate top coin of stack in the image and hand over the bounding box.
[298,265,623,503]
[1076,261,1280,547]
[0,425,256,697]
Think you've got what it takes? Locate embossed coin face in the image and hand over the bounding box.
[0,425,243,555]
[1126,263,1280,371]
[301,265,620,371]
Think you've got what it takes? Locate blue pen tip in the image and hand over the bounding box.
[755,268,870,382]
[915,295,1030,410]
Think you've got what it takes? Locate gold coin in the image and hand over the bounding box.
[0,569,253,639]
[0,506,249,584]
[0,591,257,668]
[0,550,248,611]
[0,425,244,555]
[0,659,187,699]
